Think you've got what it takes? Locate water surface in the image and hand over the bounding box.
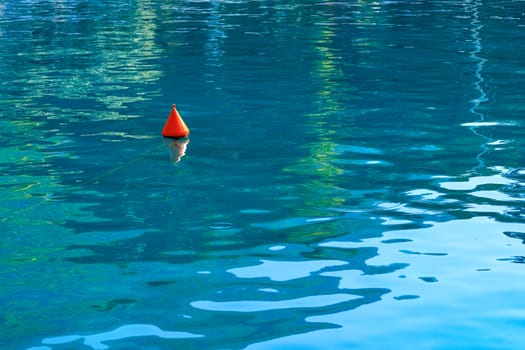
[1,1,525,349]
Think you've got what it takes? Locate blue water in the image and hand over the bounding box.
[2,1,525,349]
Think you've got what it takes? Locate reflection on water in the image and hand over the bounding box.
[192,294,359,313]
[28,324,202,350]
[2,1,525,349]
[163,136,189,164]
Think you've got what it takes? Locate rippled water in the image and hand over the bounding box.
[2,1,525,349]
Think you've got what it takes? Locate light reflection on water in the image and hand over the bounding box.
[1,0,525,349]
[27,324,202,350]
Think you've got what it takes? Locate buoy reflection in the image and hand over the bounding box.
[163,136,189,164]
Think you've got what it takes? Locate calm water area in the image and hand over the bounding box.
[1,1,525,349]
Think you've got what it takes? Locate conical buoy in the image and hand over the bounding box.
[162,104,190,138]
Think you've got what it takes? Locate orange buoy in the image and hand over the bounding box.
[162,104,190,138]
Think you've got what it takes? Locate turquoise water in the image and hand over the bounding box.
[2,0,525,349]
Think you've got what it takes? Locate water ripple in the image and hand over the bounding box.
[228,259,348,282]
[29,324,201,350]
[192,294,359,313]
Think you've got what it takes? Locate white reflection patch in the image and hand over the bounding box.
[461,121,515,127]
[228,259,347,281]
[439,174,514,191]
[192,294,359,312]
[470,190,525,202]
[28,324,202,350]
